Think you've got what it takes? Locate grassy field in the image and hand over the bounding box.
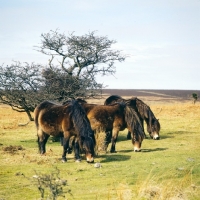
[0,94,200,200]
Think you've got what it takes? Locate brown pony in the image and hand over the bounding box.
[104,95,160,140]
[78,101,145,153]
[34,100,95,163]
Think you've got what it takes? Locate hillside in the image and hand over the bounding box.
[101,89,199,103]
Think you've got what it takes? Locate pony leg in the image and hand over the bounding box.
[42,134,49,154]
[74,138,81,162]
[62,136,70,162]
[127,131,131,140]
[60,136,64,146]
[68,136,75,154]
[141,119,148,138]
[110,129,119,153]
[37,130,49,154]
[105,130,112,151]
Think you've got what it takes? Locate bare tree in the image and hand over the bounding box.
[0,62,47,121]
[0,62,84,120]
[36,30,126,85]
[0,30,126,120]
[41,66,103,101]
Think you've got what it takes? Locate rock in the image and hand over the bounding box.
[94,162,101,168]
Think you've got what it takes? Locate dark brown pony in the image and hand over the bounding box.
[34,100,95,163]
[78,101,145,153]
[104,95,160,140]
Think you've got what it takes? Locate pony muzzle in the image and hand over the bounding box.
[86,158,94,163]
[154,136,160,140]
[150,132,160,140]
[86,155,94,163]
[133,141,141,152]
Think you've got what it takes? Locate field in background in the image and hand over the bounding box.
[86,89,200,105]
[102,89,199,100]
[103,89,200,102]
[0,90,200,199]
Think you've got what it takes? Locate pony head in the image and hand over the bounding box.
[132,122,145,152]
[81,135,95,163]
[147,118,160,140]
[125,106,145,152]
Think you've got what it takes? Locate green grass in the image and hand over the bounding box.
[0,102,200,199]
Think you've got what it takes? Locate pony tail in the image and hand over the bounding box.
[34,108,39,128]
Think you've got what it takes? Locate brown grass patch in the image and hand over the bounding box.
[2,145,25,154]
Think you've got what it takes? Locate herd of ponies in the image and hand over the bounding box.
[34,95,160,163]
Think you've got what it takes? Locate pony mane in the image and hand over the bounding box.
[69,100,95,144]
[135,98,156,119]
[76,98,87,104]
[62,98,87,105]
[104,95,123,105]
[106,101,126,107]
[125,106,143,130]
[124,106,145,141]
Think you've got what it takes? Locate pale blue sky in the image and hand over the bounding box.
[0,0,200,89]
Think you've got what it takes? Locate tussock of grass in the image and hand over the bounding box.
[95,130,107,154]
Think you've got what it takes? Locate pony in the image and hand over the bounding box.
[34,100,95,163]
[104,95,160,140]
[77,101,145,153]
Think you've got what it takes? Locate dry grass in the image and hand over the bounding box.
[0,95,200,199]
[95,130,107,154]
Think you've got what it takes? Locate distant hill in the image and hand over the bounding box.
[102,89,199,102]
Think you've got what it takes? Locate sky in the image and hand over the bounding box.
[0,0,200,90]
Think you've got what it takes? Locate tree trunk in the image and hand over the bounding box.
[26,110,34,121]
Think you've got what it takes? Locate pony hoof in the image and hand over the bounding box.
[134,149,141,152]
[62,158,67,163]
[110,150,117,153]
[75,159,81,163]
[87,160,94,163]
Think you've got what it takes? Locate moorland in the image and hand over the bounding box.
[0,89,200,200]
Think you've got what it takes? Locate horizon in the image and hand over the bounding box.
[102,88,200,91]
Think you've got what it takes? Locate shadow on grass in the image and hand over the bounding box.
[167,131,189,135]
[159,135,174,139]
[143,135,175,140]
[108,147,168,154]
[118,134,175,141]
[20,139,37,143]
[97,154,131,163]
[157,130,192,140]
[117,149,134,153]
[116,134,128,142]
[142,148,168,153]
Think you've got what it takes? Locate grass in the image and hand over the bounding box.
[0,100,200,199]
